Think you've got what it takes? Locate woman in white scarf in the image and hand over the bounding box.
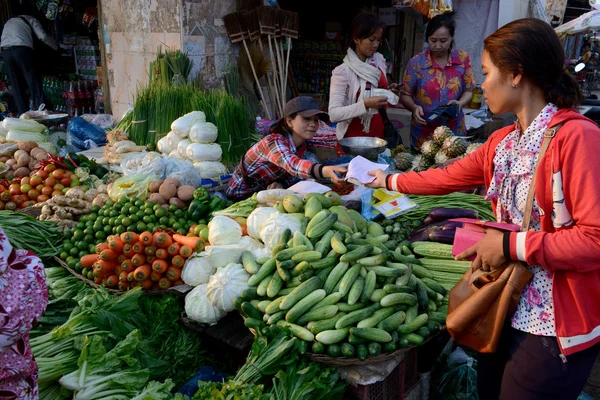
[328,13,390,147]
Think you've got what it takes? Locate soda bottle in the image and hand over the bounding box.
[469,84,483,109]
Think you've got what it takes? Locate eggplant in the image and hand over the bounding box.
[427,208,479,223]
[429,229,456,244]
[408,230,432,243]
[409,220,449,238]
[441,221,462,231]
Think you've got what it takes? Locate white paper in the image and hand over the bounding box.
[287,180,331,194]
[346,156,389,186]
[372,88,399,105]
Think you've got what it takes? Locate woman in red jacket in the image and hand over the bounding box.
[369,19,600,400]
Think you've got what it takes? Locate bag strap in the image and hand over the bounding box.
[521,122,565,231]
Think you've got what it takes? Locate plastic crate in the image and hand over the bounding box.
[403,347,419,391]
[347,357,406,400]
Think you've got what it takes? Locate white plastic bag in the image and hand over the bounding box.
[164,158,202,187]
[206,263,249,312]
[185,284,226,325]
[121,152,166,179]
[208,216,242,245]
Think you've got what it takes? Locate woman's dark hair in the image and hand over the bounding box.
[484,18,582,109]
[349,13,385,50]
[269,113,297,135]
[426,14,456,41]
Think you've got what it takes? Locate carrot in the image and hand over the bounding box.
[173,279,185,286]
[93,260,116,276]
[158,277,171,289]
[117,254,127,265]
[167,243,180,257]
[121,259,133,272]
[123,244,134,258]
[131,254,146,267]
[81,254,98,268]
[95,243,109,254]
[105,275,119,288]
[127,272,136,282]
[108,237,124,254]
[155,248,168,260]
[134,264,151,281]
[119,271,129,282]
[153,232,172,248]
[118,282,130,291]
[132,242,144,254]
[165,266,181,281]
[99,249,118,262]
[114,265,123,275]
[179,246,193,258]
[144,245,156,257]
[140,232,153,246]
[150,271,162,282]
[152,259,168,274]
[141,279,153,289]
[121,232,139,245]
[173,234,204,252]
[171,255,185,268]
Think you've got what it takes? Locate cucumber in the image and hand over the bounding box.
[360,270,377,304]
[257,300,272,313]
[368,342,382,356]
[417,326,431,339]
[337,302,368,312]
[316,266,335,282]
[242,251,259,274]
[292,261,309,276]
[296,305,339,326]
[357,254,387,266]
[357,307,396,328]
[383,341,398,353]
[250,300,261,310]
[306,210,329,233]
[241,302,262,320]
[357,344,368,360]
[395,266,412,286]
[349,327,393,343]
[310,256,338,270]
[256,256,270,265]
[390,251,422,266]
[428,311,447,324]
[324,262,349,294]
[340,343,356,358]
[315,230,334,257]
[405,304,419,324]
[291,250,321,263]
[397,313,429,335]
[307,214,338,239]
[377,311,407,332]
[360,266,368,278]
[267,311,285,325]
[422,277,448,296]
[248,258,277,287]
[370,289,387,303]
[404,333,424,345]
[308,312,347,335]
[241,287,258,301]
[304,196,323,219]
[428,299,437,312]
[279,321,315,341]
[336,303,382,329]
[338,264,361,296]
[285,289,327,323]
[333,221,353,235]
[272,229,292,255]
[265,296,284,314]
[280,277,323,310]
[297,270,314,282]
[331,232,348,254]
[414,279,429,310]
[340,245,374,263]
[381,293,418,308]
[366,266,405,277]
[277,247,307,262]
[327,344,341,358]
[383,284,414,294]
[257,274,272,297]
[386,262,410,272]
[311,292,344,310]
[398,337,410,348]
[311,341,325,354]
[316,328,350,345]
[267,272,284,298]
[348,276,365,306]
[278,287,295,296]
[411,264,434,279]
[244,318,264,330]
[348,334,367,345]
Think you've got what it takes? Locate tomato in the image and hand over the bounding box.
[23,201,35,208]
[0,185,6,193]
[5,202,16,210]
[20,184,32,193]
[36,184,44,191]
[36,194,49,203]
[12,195,24,205]
[20,177,30,185]
[35,170,48,179]
[27,189,40,201]
[0,191,10,202]
[64,170,73,177]
[44,164,56,173]
[41,186,53,196]
[9,186,21,196]
[60,177,72,187]
[44,177,56,187]
[52,189,63,197]
[21,194,29,202]
[30,175,43,186]
[53,183,65,191]
[51,169,64,179]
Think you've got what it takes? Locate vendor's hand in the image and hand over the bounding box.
[323,166,348,185]
[412,106,426,125]
[364,96,388,110]
[267,182,283,190]
[389,83,401,95]
[447,100,463,112]
[366,169,389,189]
[455,228,506,272]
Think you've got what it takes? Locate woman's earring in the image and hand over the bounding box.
[512,84,518,88]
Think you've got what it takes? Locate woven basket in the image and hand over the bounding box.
[19,206,42,218]
[55,256,187,297]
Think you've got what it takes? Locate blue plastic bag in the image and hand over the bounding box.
[177,366,227,396]
[67,117,107,151]
[361,188,382,221]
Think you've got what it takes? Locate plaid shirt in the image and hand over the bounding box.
[226,133,315,200]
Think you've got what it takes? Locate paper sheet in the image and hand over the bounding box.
[346,156,389,186]
[287,180,331,194]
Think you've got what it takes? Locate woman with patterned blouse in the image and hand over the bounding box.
[399,14,475,149]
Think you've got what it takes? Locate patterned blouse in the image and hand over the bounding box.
[486,103,558,336]
[401,48,475,148]
[0,227,48,399]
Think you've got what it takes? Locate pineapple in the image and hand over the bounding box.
[393,152,415,171]
[391,144,408,158]
[441,136,469,158]
[434,151,449,166]
[420,140,440,158]
[432,126,453,146]
[465,142,483,155]
[411,154,433,172]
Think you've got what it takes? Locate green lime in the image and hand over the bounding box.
[83,228,94,236]
[62,241,73,252]
[121,205,130,215]
[173,223,182,230]
[79,250,89,258]
[144,207,153,215]
[76,222,85,230]
[85,221,94,229]
[155,208,166,218]
[73,230,85,240]
[145,201,155,208]
[89,244,96,253]
[75,262,83,272]
[122,217,133,227]
[95,231,106,240]
[168,218,177,226]
[93,222,103,232]
[153,204,162,211]
[69,247,80,257]
[112,226,118,234]
[126,224,136,233]
[136,222,147,231]
[102,217,110,226]
[77,241,89,250]
[103,225,113,235]
[90,205,101,213]
[116,225,126,235]
[66,256,75,263]
[59,251,69,260]
[152,225,159,233]
[174,209,184,218]
[177,228,187,235]
[110,210,119,218]
[118,197,128,204]
[135,199,144,207]
[80,215,89,223]
[147,223,156,231]
[67,258,78,269]
[168,204,178,212]
[116,217,123,226]
[129,206,139,215]
[178,218,187,226]
[84,234,94,243]
[129,214,139,223]
[159,216,169,225]
[107,199,116,206]
[142,215,152,224]
[88,213,98,221]
[64,230,73,240]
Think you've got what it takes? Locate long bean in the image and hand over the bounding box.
[0,211,63,259]
[398,193,496,222]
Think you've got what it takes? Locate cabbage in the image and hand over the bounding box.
[204,244,247,269]
[247,207,279,240]
[171,111,206,137]
[2,117,45,133]
[181,253,215,286]
[206,263,249,312]
[184,284,225,325]
[166,131,183,147]
[177,139,192,159]
[208,216,242,245]
[189,122,218,144]
[168,149,182,160]
[238,236,271,259]
[6,130,46,143]
[259,213,303,250]
[193,161,228,180]
[157,136,172,154]
[37,141,57,154]
[186,143,222,162]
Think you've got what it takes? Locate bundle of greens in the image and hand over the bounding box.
[0,210,63,259]
[212,193,258,218]
[193,381,271,400]
[396,193,496,223]
[149,47,193,87]
[269,358,346,400]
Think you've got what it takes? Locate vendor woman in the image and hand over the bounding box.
[226,97,347,200]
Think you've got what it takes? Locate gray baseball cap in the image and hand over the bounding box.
[284,96,330,121]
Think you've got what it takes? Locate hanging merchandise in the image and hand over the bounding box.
[46,0,59,20]
[429,0,453,18]
[82,8,98,28]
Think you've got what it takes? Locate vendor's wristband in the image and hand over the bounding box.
[386,174,392,191]
[310,165,319,179]
[318,165,325,180]
[503,232,512,261]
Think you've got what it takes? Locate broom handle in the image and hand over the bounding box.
[243,39,272,120]
[260,38,282,118]
[284,37,292,101]
[273,38,286,111]
[267,35,283,114]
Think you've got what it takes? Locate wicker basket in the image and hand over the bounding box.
[55,256,187,297]
[19,206,42,218]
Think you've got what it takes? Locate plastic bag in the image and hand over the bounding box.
[437,347,478,400]
[121,152,166,179]
[361,188,381,221]
[164,157,202,187]
[67,117,107,151]
[82,114,115,129]
[108,173,157,201]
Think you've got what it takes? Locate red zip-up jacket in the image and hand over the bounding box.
[386,109,600,356]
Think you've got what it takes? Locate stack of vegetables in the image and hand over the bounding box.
[411,242,471,290]
[1,117,58,154]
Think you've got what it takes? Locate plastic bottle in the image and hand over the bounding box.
[469,85,483,109]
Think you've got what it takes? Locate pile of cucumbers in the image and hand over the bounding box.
[234,193,448,360]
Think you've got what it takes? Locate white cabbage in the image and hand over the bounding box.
[193,161,228,179]
[189,122,218,144]
[181,252,215,286]
[177,139,192,158]
[166,131,183,147]
[208,216,242,245]
[259,213,303,250]
[157,136,172,154]
[37,141,57,155]
[171,111,206,137]
[187,143,222,162]
[6,130,46,143]
[2,118,45,133]
[168,149,182,160]
[206,263,249,312]
[238,236,271,259]
[185,284,226,325]
[247,207,279,240]
[204,244,247,269]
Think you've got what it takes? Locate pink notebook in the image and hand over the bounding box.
[450,219,521,261]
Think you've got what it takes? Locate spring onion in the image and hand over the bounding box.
[0,211,63,259]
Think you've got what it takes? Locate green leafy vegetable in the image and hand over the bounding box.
[192,380,271,400]
[0,210,63,258]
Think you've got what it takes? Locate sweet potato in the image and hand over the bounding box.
[14,167,30,177]
[159,181,177,199]
[148,193,166,205]
[18,141,37,153]
[169,197,186,209]
[148,179,163,193]
[177,185,194,202]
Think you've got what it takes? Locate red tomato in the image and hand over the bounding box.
[12,195,24,205]
[35,170,48,179]
[51,169,64,179]
[53,183,64,191]
[60,177,72,187]
[36,184,45,191]
[44,177,56,187]
[30,175,43,186]
[0,201,6,210]
[36,194,49,203]
[9,186,21,196]
[20,184,32,193]
[44,164,56,173]
[20,177,30,185]
[41,186,53,196]
[0,191,10,202]
[64,170,73,177]
[51,189,63,197]
[27,189,40,201]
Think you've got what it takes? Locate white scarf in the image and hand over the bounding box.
[343,48,381,133]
